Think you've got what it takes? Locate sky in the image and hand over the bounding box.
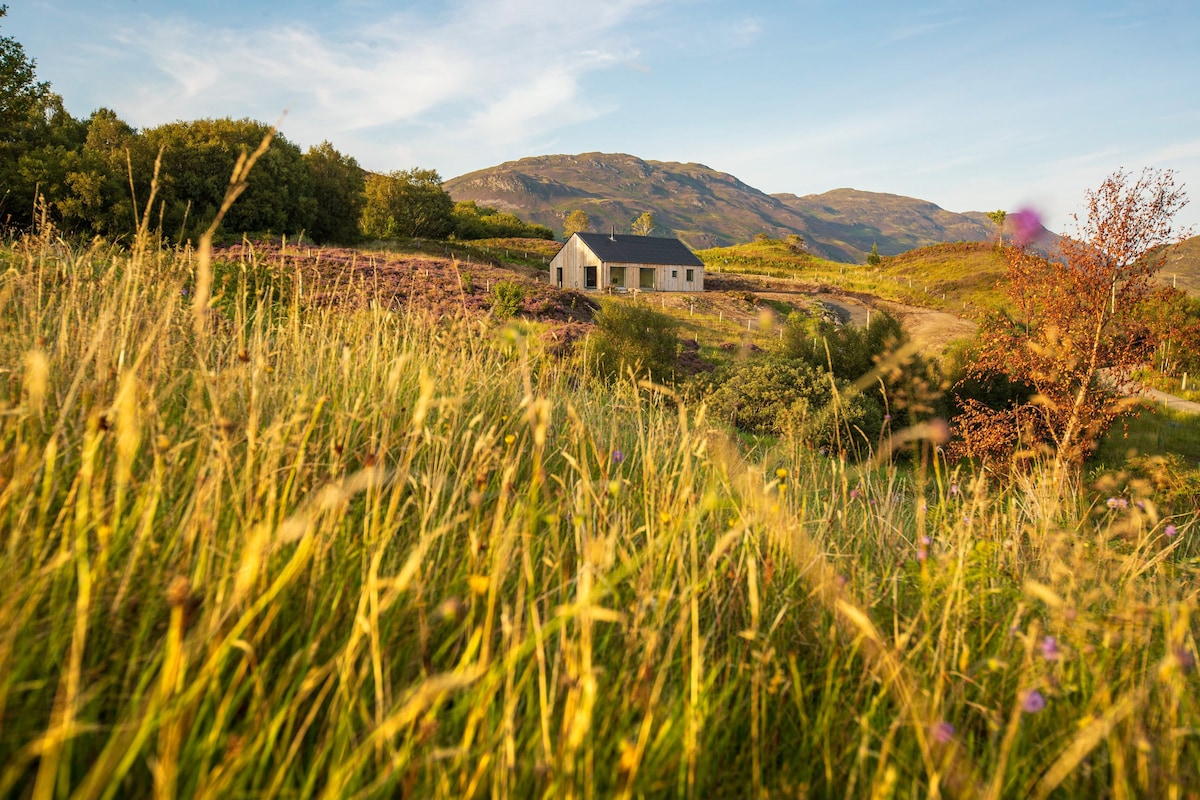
[8,0,1200,234]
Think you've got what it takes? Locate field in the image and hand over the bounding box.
[1,236,1199,799]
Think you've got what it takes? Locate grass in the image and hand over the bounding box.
[1094,403,1200,467]
[698,239,1011,314]
[1,232,1199,799]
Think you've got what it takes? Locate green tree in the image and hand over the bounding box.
[0,5,48,146]
[631,211,655,236]
[986,209,1007,248]
[866,242,881,266]
[785,233,806,253]
[360,168,454,240]
[451,200,553,240]
[141,118,315,242]
[563,209,590,239]
[303,141,365,244]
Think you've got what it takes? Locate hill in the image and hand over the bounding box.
[444,153,1020,263]
[1159,234,1200,297]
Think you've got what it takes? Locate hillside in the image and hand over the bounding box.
[1160,234,1200,296]
[445,153,1019,263]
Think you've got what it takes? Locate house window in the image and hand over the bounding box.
[609,266,626,288]
[686,269,694,282]
[584,266,598,289]
[671,270,678,278]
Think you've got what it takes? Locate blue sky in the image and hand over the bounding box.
[9,0,1200,233]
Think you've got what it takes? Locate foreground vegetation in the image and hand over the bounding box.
[1,235,1197,799]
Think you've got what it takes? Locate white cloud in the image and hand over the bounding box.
[102,0,662,168]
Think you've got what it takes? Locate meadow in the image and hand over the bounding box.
[1,233,1198,800]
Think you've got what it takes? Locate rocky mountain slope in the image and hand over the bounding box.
[445,152,1011,263]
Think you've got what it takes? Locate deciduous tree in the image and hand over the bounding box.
[957,168,1190,467]
[304,140,364,244]
[563,209,590,238]
[986,209,1007,248]
[631,211,655,236]
[360,168,454,240]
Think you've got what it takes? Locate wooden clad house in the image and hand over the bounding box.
[550,232,705,292]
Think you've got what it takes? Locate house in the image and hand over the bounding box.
[550,232,705,292]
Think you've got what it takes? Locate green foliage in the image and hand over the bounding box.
[452,200,553,241]
[986,209,1007,247]
[783,310,904,382]
[785,233,806,253]
[707,356,882,447]
[303,141,365,244]
[0,5,49,145]
[866,241,882,266]
[562,209,589,239]
[588,300,679,381]
[360,168,454,240]
[489,280,525,318]
[138,118,315,242]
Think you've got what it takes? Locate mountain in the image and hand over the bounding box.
[444,153,1011,263]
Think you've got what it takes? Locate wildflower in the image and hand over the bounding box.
[467,575,490,596]
[1165,524,1178,537]
[883,414,892,422]
[504,434,516,445]
[1040,636,1061,661]
[1106,497,1128,510]
[1022,689,1046,714]
[612,449,624,464]
[920,535,931,545]
[776,467,788,479]
[916,548,928,562]
[849,488,860,500]
[1174,647,1196,674]
[932,721,955,745]
[949,484,959,496]
[1009,207,1043,245]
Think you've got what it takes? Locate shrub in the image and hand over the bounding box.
[707,356,883,450]
[588,301,679,382]
[489,280,525,318]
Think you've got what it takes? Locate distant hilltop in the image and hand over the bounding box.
[444,152,1049,263]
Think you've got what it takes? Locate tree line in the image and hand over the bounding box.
[0,8,551,245]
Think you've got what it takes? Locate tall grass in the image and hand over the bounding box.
[1,235,1197,798]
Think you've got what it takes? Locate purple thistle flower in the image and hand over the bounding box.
[932,721,955,745]
[611,450,624,464]
[1106,497,1129,510]
[1022,689,1046,714]
[916,548,928,562]
[1165,524,1178,537]
[949,484,959,496]
[1040,636,1060,661]
[849,488,860,500]
[1009,207,1043,245]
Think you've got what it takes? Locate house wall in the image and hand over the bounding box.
[548,236,706,292]
[549,237,601,290]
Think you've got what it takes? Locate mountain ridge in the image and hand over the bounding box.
[445,152,1007,263]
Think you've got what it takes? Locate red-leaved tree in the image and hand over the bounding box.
[956,168,1190,468]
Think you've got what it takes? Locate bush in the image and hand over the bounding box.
[707,356,883,451]
[489,280,525,318]
[588,301,679,382]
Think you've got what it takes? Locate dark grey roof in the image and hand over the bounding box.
[574,232,704,267]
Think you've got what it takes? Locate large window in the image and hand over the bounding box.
[640,268,656,289]
[609,266,626,288]
[585,266,598,289]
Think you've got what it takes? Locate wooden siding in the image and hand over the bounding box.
[549,235,705,292]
